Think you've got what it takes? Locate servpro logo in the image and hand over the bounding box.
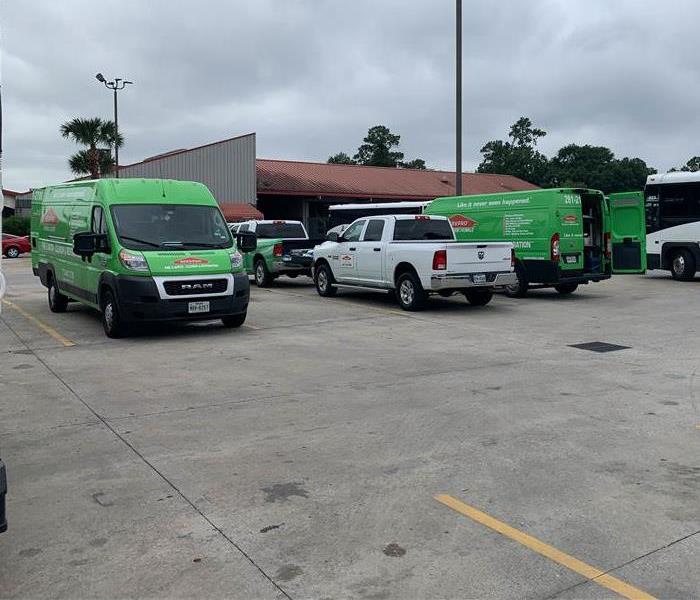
[41,207,59,226]
[173,257,209,266]
[562,215,578,225]
[449,214,478,232]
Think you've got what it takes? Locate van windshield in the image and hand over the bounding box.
[111,204,232,250]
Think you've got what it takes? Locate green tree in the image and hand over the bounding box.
[679,156,700,172]
[477,117,549,185]
[60,117,123,179]
[2,216,31,236]
[327,152,356,165]
[68,149,116,178]
[547,144,654,193]
[399,158,426,170]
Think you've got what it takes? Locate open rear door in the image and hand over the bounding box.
[608,192,646,273]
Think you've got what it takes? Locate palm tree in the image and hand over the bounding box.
[68,149,115,178]
[60,117,123,179]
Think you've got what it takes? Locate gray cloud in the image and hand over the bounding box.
[3,0,699,191]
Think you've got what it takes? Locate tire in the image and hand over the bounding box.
[464,289,493,306]
[5,246,20,259]
[47,279,69,313]
[314,263,337,297]
[396,271,427,311]
[670,249,696,281]
[222,313,247,328]
[504,263,529,298]
[101,289,127,338]
[554,283,578,295]
[254,259,273,287]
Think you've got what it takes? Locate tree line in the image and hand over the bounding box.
[330,119,698,194]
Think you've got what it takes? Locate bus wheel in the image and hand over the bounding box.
[504,264,528,298]
[671,249,696,281]
[554,283,578,295]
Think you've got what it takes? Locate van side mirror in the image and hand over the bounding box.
[73,232,99,257]
[326,232,339,242]
[236,231,257,253]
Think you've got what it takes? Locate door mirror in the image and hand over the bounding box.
[73,232,99,257]
[326,232,339,242]
[236,231,257,252]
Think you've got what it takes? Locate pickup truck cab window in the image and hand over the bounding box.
[256,222,307,239]
[343,219,366,242]
[363,219,385,242]
[393,218,453,241]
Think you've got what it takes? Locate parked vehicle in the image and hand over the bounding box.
[0,456,6,533]
[2,233,31,258]
[328,201,431,230]
[236,220,324,286]
[426,188,645,297]
[644,171,700,280]
[31,179,256,338]
[313,214,516,310]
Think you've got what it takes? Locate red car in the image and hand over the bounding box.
[2,233,31,258]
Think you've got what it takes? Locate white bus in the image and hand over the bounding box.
[646,171,700,280]
[328,201,432,231]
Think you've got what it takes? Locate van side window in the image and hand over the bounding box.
[91,206,108,235]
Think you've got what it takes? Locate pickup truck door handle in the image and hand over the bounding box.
[373,248,381,252]
[349,247,356,251]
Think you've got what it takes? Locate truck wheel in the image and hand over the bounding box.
[101,289,127,338]
[5,246,20,259]
[504,264,528,298]
[222,313,247,328]
[48,280,69,313]
[254,259,273,287]
[554,283,578,295]
[315,263,337,297]
[670,249,696,281]
[396,272,427,311]
[464,289,493,306]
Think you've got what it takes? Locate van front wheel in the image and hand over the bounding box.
[554,283,578,295]
[101,290,127,338]
[48,281,69,313]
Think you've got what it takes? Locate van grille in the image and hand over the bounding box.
[163,279,228,296]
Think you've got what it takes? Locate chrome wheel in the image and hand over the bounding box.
[49,285,56,306]
[317,269,328,292]
[673,254,685,275]
[6,247,19,258]
[104,302,114,331]
[399,279,415,307]
[255,263,264,285]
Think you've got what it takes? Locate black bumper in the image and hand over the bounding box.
[523,260,610,285]
[112,273,250,323]
[0,459,7,533]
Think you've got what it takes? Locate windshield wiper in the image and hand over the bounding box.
[119,236,161,248]
[183,242,229,248]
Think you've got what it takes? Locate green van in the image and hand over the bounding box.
[31,179,256,337]
[426,188,645,296]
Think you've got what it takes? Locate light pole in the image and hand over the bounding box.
[96,73,132,178]
[455,0,463,197]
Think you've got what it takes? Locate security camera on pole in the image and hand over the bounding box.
[95,73,132,178]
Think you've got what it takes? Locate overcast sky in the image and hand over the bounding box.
[2,0,699,191]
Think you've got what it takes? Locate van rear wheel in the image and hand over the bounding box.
[554,283,578,295]
[101,290,127,338]
[670,249,696,281]
[48,280,68,313]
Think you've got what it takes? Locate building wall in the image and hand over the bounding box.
[119,133,256,206]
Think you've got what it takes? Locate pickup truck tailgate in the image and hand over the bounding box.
[445,242,512,273]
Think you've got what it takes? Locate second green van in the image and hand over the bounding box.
[31,179,256,337]
[426,188,646,296]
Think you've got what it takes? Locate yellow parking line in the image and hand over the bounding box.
[2,299,76,347]
[435,495,655,600]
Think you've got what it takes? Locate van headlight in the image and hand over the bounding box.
[230,251,243,269]
[119,249,149,272]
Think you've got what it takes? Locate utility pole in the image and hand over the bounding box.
[455,0,463,196]
[96,74,132,178]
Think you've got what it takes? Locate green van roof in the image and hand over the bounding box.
[36,178,217,205]
[428,187,603,210]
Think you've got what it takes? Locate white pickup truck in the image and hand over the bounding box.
[313,215,516,310]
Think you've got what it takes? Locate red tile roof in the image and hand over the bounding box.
[220,203,263,222]
[257,159,538,200]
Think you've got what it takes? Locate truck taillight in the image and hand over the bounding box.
[604,232,611,259]
[273,243,284,257]
[550,233,561,262]
[433,249,447,271]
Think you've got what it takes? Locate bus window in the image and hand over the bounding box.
[659,183,700,229]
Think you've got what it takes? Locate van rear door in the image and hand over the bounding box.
[608,192,646,273]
